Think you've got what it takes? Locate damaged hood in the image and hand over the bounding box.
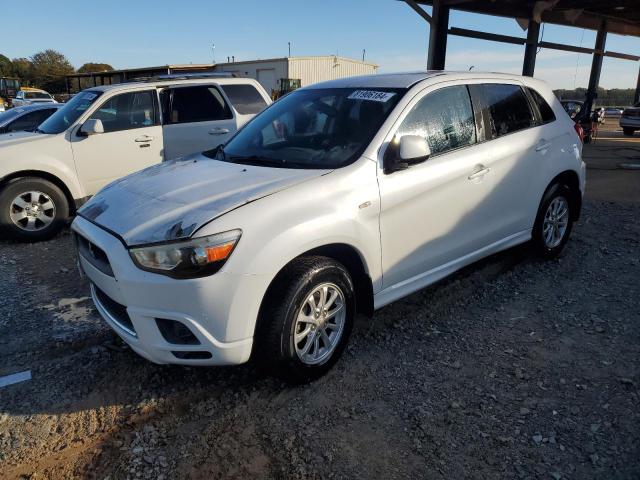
[79,155,328,246]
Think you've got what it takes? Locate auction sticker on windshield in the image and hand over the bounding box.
[348,90,396,102]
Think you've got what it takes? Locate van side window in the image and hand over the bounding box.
[528,88,556,124]
[164,86,233,124]
[221,84,267,115]
[396,85,476,156]
[473,84,534,139]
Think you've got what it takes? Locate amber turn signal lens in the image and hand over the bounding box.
[205,241,235,262]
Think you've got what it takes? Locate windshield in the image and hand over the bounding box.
[207,87,404,169]
[25,92,51,99]
[38,90,103,134]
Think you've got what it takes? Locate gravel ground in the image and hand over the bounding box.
[0,199,639,479]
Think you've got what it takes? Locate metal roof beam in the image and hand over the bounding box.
[404,0,432,23]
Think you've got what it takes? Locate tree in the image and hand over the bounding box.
[10,58,32,83]
[78,63,114,73]
[0,54,12,76]
[30,49,75,93]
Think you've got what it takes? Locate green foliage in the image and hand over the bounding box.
[554,87,635,107]
[77,63,114,73]
[29,49,74,93]
[0,54,12,76]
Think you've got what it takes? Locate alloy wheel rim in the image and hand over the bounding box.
[9,191,56,232]
[294,282,346,366]
[542,196,569,248]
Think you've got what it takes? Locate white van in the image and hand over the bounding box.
[0,75,271,240]
[72,71,585,382]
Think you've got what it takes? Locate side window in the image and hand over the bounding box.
[164,86,233,124]
[476,84,534,138]
[7,111,48,131]
[90,90,157,133]
[528,88,556,124]
[221,84,268,115]
[396,85,476,156]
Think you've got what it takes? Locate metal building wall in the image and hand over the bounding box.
[288,56,378,87]
[215,59,288,96]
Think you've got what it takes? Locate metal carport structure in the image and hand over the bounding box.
[404,0,640,118]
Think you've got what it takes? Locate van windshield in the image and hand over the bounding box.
[206,87,404,169]
[38,90,103,134]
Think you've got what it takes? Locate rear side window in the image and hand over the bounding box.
[164,86,233,124]
[473,84,534,139]
[396,85,476,156]
[221,84,267,115]
[7,110,51,131]
[528,88,556,124]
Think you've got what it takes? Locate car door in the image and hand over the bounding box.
[160,84,236,159]
[466,82,540,240]
[70,89,163,195]
[377,84,492,289]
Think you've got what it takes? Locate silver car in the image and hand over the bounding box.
[0,103,63,134]
[12,89,57,107]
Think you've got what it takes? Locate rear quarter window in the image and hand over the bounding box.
[221,84,268,115]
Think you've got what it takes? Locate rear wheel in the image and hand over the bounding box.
[532,183,574,259]
[622,128,634,136]
[0,177,69,242]
[255,256,355,383]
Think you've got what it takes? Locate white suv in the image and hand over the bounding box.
[71,72,585,382]
[0,75,271,240]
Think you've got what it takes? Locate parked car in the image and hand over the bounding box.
[0,103,63,134]
[593,107,605,124]
[560,100,583,119]
[12,88,57,107]
[620,102,640,136]
[604,107,623,118]
[71,71,585,382]
[0,75,271,240]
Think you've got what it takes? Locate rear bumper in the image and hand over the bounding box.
[72,216,268,366]
[619,117,640,129]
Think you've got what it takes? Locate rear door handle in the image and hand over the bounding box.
[468,165,490,180]
[209,128,230,135]
[135,135,154,142]
[535,139,551,152]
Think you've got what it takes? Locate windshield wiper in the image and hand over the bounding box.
[230,155,288,167]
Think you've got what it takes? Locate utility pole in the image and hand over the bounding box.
[211,43,215,64]
[362,49,366,62]
[288,42,291,57]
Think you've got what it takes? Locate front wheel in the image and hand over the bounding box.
[532,183,574,259]
[622,128,634,136]
[0,177,69,242]
[255,256,355,383]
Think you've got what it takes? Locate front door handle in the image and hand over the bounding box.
[468,165,490,180]
[135,135,154,142]
[209,128,230,135]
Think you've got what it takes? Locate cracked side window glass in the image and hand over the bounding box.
[396,85,476,156]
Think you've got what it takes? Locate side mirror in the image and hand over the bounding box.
[400,135,431,162]
[384,135,431,174]
[80,118,104,136]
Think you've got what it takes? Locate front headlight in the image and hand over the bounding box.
[129,229,242,279]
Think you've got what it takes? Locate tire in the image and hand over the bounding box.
[255,256,355,383]
[622,128,634,136]
[0,177,69,242]
[583,134,591,144]
[532,183,574,259]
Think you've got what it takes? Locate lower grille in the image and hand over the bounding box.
[92,284,136,336]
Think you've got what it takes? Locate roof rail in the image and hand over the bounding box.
[151,72,236,81]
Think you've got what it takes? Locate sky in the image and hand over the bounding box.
[2,0,638,90]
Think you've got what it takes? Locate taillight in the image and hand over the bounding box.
[574,122,584,142]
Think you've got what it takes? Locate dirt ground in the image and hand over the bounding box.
[1,122,639,479]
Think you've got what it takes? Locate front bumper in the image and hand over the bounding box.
[72,216,269,366]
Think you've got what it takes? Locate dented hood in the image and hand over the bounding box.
[79,155,328,246]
